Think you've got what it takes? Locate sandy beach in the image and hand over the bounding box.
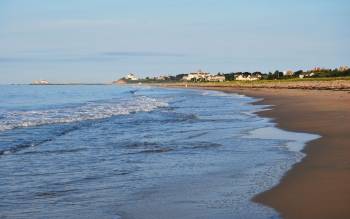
[185,86,350,219]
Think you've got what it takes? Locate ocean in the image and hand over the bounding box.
[0,85,319,219]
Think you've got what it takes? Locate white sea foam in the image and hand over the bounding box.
[0,96,168,132]
[200,90,249,99]
[246,126,320,152]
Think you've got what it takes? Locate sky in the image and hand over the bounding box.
[0,0,349,84]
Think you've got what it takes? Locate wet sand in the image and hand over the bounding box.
[198,87,350,219]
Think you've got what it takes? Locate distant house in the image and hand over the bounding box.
[207,75,225,82]
[283,70,294,76]
[155,75,169,80]
[299,73,315,78]
[182,70,226,82]
[235,73,262,81]
[125,73,138,81]
[338,66,349,72]
[31,80,49,85]
[312,67,326,72]
[182,70,210,81]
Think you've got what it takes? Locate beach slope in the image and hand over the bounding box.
[218,88,350,219]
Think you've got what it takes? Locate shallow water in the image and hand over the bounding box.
[0,85,318,219]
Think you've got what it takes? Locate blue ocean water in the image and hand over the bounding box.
[0,85,318,219]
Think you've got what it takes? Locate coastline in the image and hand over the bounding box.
[157,84,350,219]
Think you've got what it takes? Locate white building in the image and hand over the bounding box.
[125,73,138,81]
[183,70,210,81]
[207,75,226,82]
[182,70,226,82]
[283,70,294,76]
[338,66,349,72]
[235,74,261,81]
[155,75,168,80]
[32,80,49,85]
[299,72,315,78]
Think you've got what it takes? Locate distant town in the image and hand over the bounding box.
[31,66,350,85]
[113,66,350,84]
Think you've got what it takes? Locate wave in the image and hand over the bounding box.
[19,148,87,156]
[0,142,36,156]
[128,147,174,155]
[200,90,246,98]
[0,125,84,156]
[0,96,168,132]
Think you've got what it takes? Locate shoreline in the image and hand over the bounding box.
[244,88,350,219]
[157,84,350,219]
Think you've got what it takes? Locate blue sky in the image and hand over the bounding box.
[0,0,349,83]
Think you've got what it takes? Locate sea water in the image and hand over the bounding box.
[0,85,319,219]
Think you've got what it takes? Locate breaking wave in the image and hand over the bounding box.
[0,96,168,132]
